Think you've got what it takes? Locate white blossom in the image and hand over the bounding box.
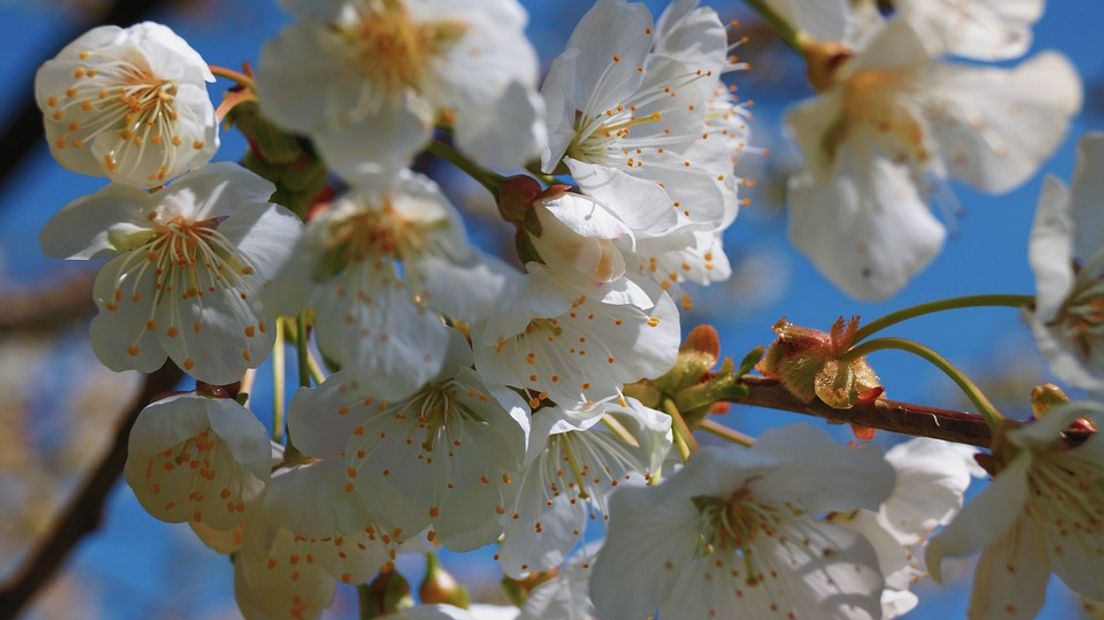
[35,22,218,188]
[265,171,509,401]
[40,163,302,383]
[1027,132,1104,389]
[497,398,671,578]
[927,403,1104,619]
[234,546,336,620]
[541,0,746,302]
[288,332,529,551]
[589,425,895,620]
[123,393,271,530]
[472,263,679,409]
[517,547,601,620]
[257,0,543,182]
[786,19,1081,300]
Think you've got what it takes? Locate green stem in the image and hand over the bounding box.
[699,419,754,447]
[663,398,699,459]
[272,318,286,442]
[742,0,805,52]
[842,337,1004,429]
[306,349,326,385]
[854,294,1034,343]
[296,313,311,388]
[426,140,505,196]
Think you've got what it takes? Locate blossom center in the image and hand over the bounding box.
[831,68,930,166]
[46,52,193,182]
[340,2,466,96]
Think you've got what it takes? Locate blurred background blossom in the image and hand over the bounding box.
[0,0,1101,617]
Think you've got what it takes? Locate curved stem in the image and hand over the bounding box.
[854,294,1034,343]
[741,0,805,52]
[843,337,1003,429]
[426,140,505,197]
[208,64,255,90]
[215,89,257,123]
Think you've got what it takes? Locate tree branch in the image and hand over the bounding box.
[0,271,95,335]
[0,362,183,618]
[727,376,993,447]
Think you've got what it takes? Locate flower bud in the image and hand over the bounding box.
[681,324,721,361]
[361,565,413,618]
[497,174,543,225]
[418,552,470,609]
[758,316,881,409]
[1030,383,1070,418]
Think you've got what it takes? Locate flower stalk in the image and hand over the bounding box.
[853,294,1035,343]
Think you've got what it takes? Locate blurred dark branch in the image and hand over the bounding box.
[0,271,95,335]
[0,0,174,193]
[0,362,183,619]
[729,376,993,447]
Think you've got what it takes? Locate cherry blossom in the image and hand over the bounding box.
[288,332,530,551]
[786,19,1081,299]
[927,402,1104,619]
[472,263,680,409]
[257,0,543,182]
[41,163,302,383]
[123,393,271,530]
[891,0,1044,61]
[497,398,671,578]
[589,425,895,620]
[1027,132,1104,389]
[265,171,509,401]
[35,22,218,188]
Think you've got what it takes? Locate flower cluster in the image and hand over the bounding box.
[31,1,1104,619]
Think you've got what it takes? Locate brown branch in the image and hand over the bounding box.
[0,271,95,335]
[727,376,993,447]
[0,362,183,618]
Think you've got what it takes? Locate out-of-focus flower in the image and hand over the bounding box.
[517,547,600,620]
[40,163,302,384]
[35,22,218,187]
[786,20,1081,300]
[288,332,530,551]
[497,398,671,578]
[123,393,271,530]
[472,263,679,409]
[887,0,1044,61]
[589,425,895,620]
[1027,133,1104,390]
[927,402,1104,619]
[265,171,509,401]
[257,0,543,182]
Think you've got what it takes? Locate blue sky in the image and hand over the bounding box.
[1,0,1101,618]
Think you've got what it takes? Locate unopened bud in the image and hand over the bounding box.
[1030,383,1070,418]
[497,175,543,225]
[419,552,470,609]
[759,316,881,409]
[681,324,721,361]
[360,565,412,618]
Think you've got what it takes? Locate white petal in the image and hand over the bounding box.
[559,0,653,119]
[880,438,978,544]
[566,159,679,238]
[89,253,168,374]
[926,452,1033,584]
[754,424,896,514]
[313,94,433,184]
[453,79,546,170]
[896,0,1043,61]
[926,52,1082,195]
[1070,133,1104,262]
[164,162,276,221]
[1028,176,1075,321]
[234,539,336,620]
[40,183,151,260]
[759,0,851,41]
[218,201,303,284]
[967,516,1050,620]
[788,150,946,301]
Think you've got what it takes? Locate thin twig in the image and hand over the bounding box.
[0,272,95,335]
[0,362,183,618]
[727,376,993,447]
